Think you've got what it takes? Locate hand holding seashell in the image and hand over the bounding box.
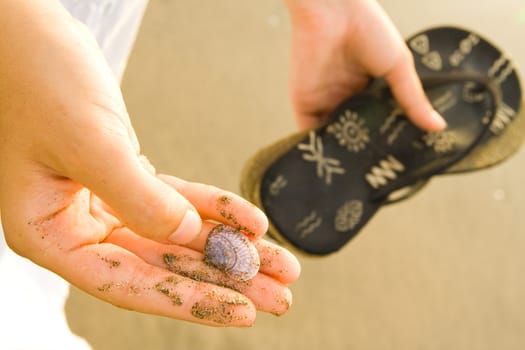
[0,2,299,329]
[102,184,301,326]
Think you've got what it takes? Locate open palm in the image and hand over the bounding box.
[0,0,299,327]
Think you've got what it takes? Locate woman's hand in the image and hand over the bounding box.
[285,0,447,131]
[0,0,300,327]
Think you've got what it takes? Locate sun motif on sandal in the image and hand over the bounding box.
[328,110,370,153]
[422,131,456,153]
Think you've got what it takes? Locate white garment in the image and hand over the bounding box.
[0,1,148,349]
[60,0,149,81]
[0,233,92,350]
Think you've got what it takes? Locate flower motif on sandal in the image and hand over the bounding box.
[422,131,456,153]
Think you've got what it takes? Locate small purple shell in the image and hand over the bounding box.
[204,225,260,282]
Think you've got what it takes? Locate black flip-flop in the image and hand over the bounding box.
[240,26,523,255]
[353,26,525,205]
[409,27,524,174]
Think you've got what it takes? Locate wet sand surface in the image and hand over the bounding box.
[66,0,525,349]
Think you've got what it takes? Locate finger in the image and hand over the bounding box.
[63,243,256,327]
[181,221,301,285]
[158,175,268,240]
[384,51,447,132]
[57,115,202,245]
[106,226,294,316]
[254,239,301,285]
[295,114,325,130]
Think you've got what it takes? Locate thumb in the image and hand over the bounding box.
[384,52,447,132]
[63,128,202,245]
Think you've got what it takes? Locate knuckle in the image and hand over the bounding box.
[135,189,183,238]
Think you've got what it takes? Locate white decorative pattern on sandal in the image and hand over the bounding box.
[365,155,405,189]
[295,211,323,239]
[423,131,456,153]
[298,132,345,185]
[449,33,480,67]
[409,34,430,55]
[490,102,517,135]
[268,174,288,196]
[422,51,442,71]
[409,34,442,71]
[327,110,370,153]
[463,82,486,103]
[488,56,514,85]
[334,200,363,232]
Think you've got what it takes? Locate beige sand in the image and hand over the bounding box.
[66,0,525,349]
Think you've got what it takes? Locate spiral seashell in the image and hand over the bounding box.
[204,225,260,282]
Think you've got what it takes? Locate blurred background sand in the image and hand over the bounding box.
[66,0,525,349]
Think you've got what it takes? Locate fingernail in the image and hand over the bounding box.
[168,210,201,244]
[431,110,447,130]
